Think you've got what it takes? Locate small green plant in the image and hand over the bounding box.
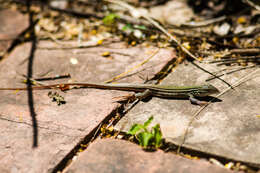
[127,116,162,149]
[122,23,134,32]
[103,13,120,25]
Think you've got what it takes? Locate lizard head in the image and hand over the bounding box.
[198,84,220,96]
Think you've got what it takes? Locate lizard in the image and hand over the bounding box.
[0,82,220,105]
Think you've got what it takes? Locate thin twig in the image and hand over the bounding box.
[190,61,233,88]
[34,74,71,81]
[104,49,159,83]
[206,65,258,81]
[208,56,260,64]
[123,98,140,114]
[229,48,260,54]
[244,0,260,11]
[180,16,226,28]
[91,123,103,142]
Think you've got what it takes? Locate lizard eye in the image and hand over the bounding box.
[201,85,210,89]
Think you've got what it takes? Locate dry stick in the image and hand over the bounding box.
[105,0,233,88]
[34,74,71,81]
[180,16,226,28]
[177,68,260,154]
[244,0,260,11]
[229,48,260,54]
[206,65,258,81]
[104,49,159,83]
[208,56,260,64]
[202,48,260,57]
[190,61,234,88]
[91,123,103,142]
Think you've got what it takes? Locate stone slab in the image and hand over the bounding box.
[65,138,237,173]
[115,63,260,166]
[0,41,175,172]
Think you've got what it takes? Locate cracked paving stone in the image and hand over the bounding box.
[65,138,238,173]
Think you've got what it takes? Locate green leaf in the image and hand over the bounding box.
[127,124,144,135]
[103,13,119,25]
[152,124,162,148]
[137,132,154,148]
[122,24,133,31]
[144,116,153,128]
[135,25,146,30]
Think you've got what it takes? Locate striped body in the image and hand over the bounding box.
[0,83,219,98]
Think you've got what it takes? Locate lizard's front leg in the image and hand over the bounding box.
[134,89,153,100]
[188,94,207,106]
[113,89,152,103]
[122,89,153,113]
